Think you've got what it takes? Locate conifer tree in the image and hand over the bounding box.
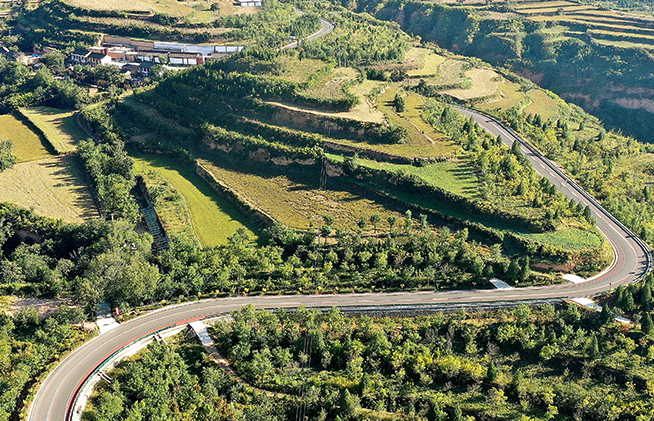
[643,313,654,336]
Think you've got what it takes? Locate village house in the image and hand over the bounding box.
[138,61,158,76]
[87,52,112,66]
[239,0,262,6]
[70,49,91,64]
[168,52,205,66]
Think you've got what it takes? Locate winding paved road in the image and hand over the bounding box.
[30,107,651,421]
[282,12,335,50]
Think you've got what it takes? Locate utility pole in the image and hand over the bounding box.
[319,154,327,191]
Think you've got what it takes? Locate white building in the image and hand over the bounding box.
[239,0,262,6]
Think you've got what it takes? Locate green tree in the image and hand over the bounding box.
[339,389,356,418]
[643,313,653,336]
[370,214,381,233]
[588,335,599,359]
[394,92,405,113]
[487,361,498,383]
[0,139,16,171]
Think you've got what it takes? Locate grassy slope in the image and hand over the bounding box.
[0,114,52,162]
[20,107,87,154]
[131,152,258,247]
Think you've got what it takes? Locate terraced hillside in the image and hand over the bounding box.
[106,44,608,278]
[514,0,654,49]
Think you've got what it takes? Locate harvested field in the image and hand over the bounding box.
[0,156,98,223]
[20,107,87,154]
[63,0,150,13]
[406,47,447,77]
[524,89,560,121]
[0,114,51,162]
[198,158,406,231]
[132,152,258,247]
[80,16,233,36]
[266,99,385,125]
[443,68,501,101]
[6,297,73,317]
[478,81,526,112]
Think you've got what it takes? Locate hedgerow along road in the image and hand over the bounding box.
[30,104,651,421]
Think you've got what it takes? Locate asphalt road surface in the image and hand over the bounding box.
[282,12,335,50]
[30,107,651,421]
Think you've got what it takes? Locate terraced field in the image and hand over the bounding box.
[477,81,526,112]
[405,47,447,77]
[300,67,359,99]
[0,155,98,223]
[132,153,258,247]
[198,158,406,231]
[20,107,87,154]
[0,114,52,162]
[374,86,457,157]
[63,0,256,19]
[514,0,654,48]
[327,154,479,197]
[443,68,501,101]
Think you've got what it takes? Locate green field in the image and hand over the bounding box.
[521,225,603,250]
[131,153,258,247]
[20,107,87,154]
[0,114,52,162]
[327,154,479,197]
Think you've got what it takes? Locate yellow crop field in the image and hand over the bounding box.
[0,156,98,223]
[198,159,407,231]
[443,68,501,101]
[20,107,87,154]
[478,81,526,112]
[514,1,577,10]
[595,38,654,49]
[0,114,51,162]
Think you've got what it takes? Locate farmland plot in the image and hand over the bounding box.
[20,107,87,154]
[0,155,98,223]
